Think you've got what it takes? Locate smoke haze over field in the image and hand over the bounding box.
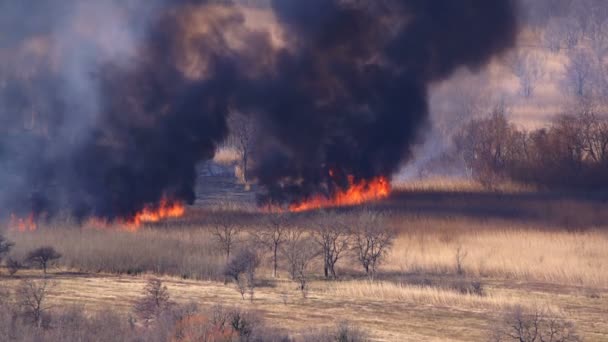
[0,0,518,221]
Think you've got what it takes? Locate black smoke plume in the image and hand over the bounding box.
[0,0,519,221]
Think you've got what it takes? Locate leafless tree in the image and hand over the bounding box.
[455,246,468,276]
[25,246,61,276]
[252,213,289,278]
[0,234,14,264]
[312,212,351,279]
[508,50,545,98]
[490,306,580,342]
[224,249,260,301]
[228,111,257,184]
[134,278,174,325]
[563,49,596,98]
[16,279,54,328]
[544,17,582,53]
[281,230,320,298]
[351,210,395,280]
[209,213,242,260]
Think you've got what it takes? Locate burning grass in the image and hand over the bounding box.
[289,176,391,212]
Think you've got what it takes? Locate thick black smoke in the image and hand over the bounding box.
[0,0,518,221]
[247,0,519,203]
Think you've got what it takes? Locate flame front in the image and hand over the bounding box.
[9,213,38,232]
[289,176,391,212]
[126,199,186,230]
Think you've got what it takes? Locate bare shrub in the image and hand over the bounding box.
[351,211,395,280]
[134,278,174,325]
[490,306,580,342]
[7,257,23,276]
[16,279,53,329]
[313,212,350,279]
[25,246,61,275]
[224,249,260,301]
[302,321,369,342]
[0,234,14,264]
[173,305,275,342]
[281,231,320,298]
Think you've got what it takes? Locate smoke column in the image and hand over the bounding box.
[0,0,519,221]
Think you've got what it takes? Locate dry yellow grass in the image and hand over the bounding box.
[387,225,608,288]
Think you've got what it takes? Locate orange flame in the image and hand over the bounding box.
[289,175,391,212]
[125,199,186,230]
[9,213,37,232]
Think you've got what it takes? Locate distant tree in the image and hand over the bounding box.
[133,278,173,325]
[351,211,395,280]
[252,213,289,278]
[564,49,596,98]
[313,212,350,279]
[16,279,53,328]
[228,111,257,184]
[281,230,320,298]
[0,234,14,264]
[224,249,260,301]
[544,17,582,53]
[210,213,242,260]
[25,247,61,275]
[507,50,545,98]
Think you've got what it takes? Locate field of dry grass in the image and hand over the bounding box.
[2,186,608,341]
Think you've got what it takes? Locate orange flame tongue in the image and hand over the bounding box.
[126,199,186,229]
[9,213,37,231]
[289,176,391,212]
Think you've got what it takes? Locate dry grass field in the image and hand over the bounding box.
[2,183,608,341]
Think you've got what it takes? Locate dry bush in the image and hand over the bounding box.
[224,249,260,301]
[490,306,580,342]
[301,321,368,342]
[0,234,14,264]
[7,257,23,276]
[15,279,54,329]
[134,278,174,325]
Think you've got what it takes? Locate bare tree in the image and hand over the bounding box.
[544,17,582,53]
[0,234,14,264]
[16,279,53,328]
[210,214,242,260]
[490,306,580,342]
[134,278,173,325]
[228,111,257,184]
[563,49,596,98]
[508,50,545,98]
[313,212,350,279]
[25,246,61,276]
[224,249,260,301]
[252,213,289,278]
[351,211,395,280]
[281,230,320,298]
